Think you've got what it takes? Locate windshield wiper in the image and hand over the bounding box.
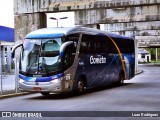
[38,41,50,75]
[39,57,50,75]
[26,58,37,73]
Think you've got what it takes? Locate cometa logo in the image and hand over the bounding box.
[90,56,106,64]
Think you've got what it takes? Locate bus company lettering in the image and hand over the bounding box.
[90,56,106,64]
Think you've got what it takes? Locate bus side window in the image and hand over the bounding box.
[81,34,102,55]
[94,36,106,53]
[63,45,76,70]
[79,35,92,56]
[101,36,118,54]
[66,34,79,47]
[99,36,109,53]
[80,35,107,55]
[80,42,88,53]
[114,38,135,54]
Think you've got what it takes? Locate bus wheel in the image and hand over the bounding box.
[74,79,85,95]
[41,92,50,96]
[118,73,124,85]
[115,73,124,86]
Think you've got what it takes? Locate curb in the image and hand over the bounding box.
[135,69,143,75]
[0,92,32,99]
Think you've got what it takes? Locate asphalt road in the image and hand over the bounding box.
[1,64,160,120]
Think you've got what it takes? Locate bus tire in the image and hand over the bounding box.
[118,73,124,85]
[41,92,50,96]
[78,80,85,93]
[115,72,124,86]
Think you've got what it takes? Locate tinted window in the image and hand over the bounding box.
[141,55,145,58]
[114,38,135,53]
[104,37,118,54]
[66,34,79,46]
[80,35,95,54]
[63,44,76,70]
[80,34,118,55]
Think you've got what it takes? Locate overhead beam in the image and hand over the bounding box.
[14,0,160,14]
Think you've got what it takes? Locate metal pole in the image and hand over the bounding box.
[50,17,68,27]
[0,41,2,95]
[15,57,18,93]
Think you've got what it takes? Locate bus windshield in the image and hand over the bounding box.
[20,38,64,75]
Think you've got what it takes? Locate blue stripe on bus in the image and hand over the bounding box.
[25,33,64,39]
[59,52,64,57]
[19,73,64,82]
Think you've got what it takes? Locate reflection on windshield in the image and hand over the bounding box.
[20,38,63,75]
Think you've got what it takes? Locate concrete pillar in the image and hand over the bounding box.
[14,13,47,41]
[134,39,138,74]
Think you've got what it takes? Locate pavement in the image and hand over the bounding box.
[1,74,16,91]
[0,74,33,98]
[0,74,17,96]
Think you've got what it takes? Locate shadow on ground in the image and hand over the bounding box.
[26,83,133,100]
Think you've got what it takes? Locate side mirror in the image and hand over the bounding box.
[11,44,23,58]
[59,41,73,57]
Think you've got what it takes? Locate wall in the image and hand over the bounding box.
[14,0,160,47]
[14,13,46,41]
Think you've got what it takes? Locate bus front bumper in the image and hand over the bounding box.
[18,78,63,93]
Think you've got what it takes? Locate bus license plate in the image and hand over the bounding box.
[33,87,41,91]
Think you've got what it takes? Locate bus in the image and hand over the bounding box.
[12,27,135,95]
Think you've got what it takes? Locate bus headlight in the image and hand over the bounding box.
[19,79,25,83]
[50,78,62,84]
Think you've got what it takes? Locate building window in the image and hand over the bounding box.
[141,55,145,58]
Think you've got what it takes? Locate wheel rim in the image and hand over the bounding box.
[78,81,84,92]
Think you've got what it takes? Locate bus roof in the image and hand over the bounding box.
[25,27,133,40]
